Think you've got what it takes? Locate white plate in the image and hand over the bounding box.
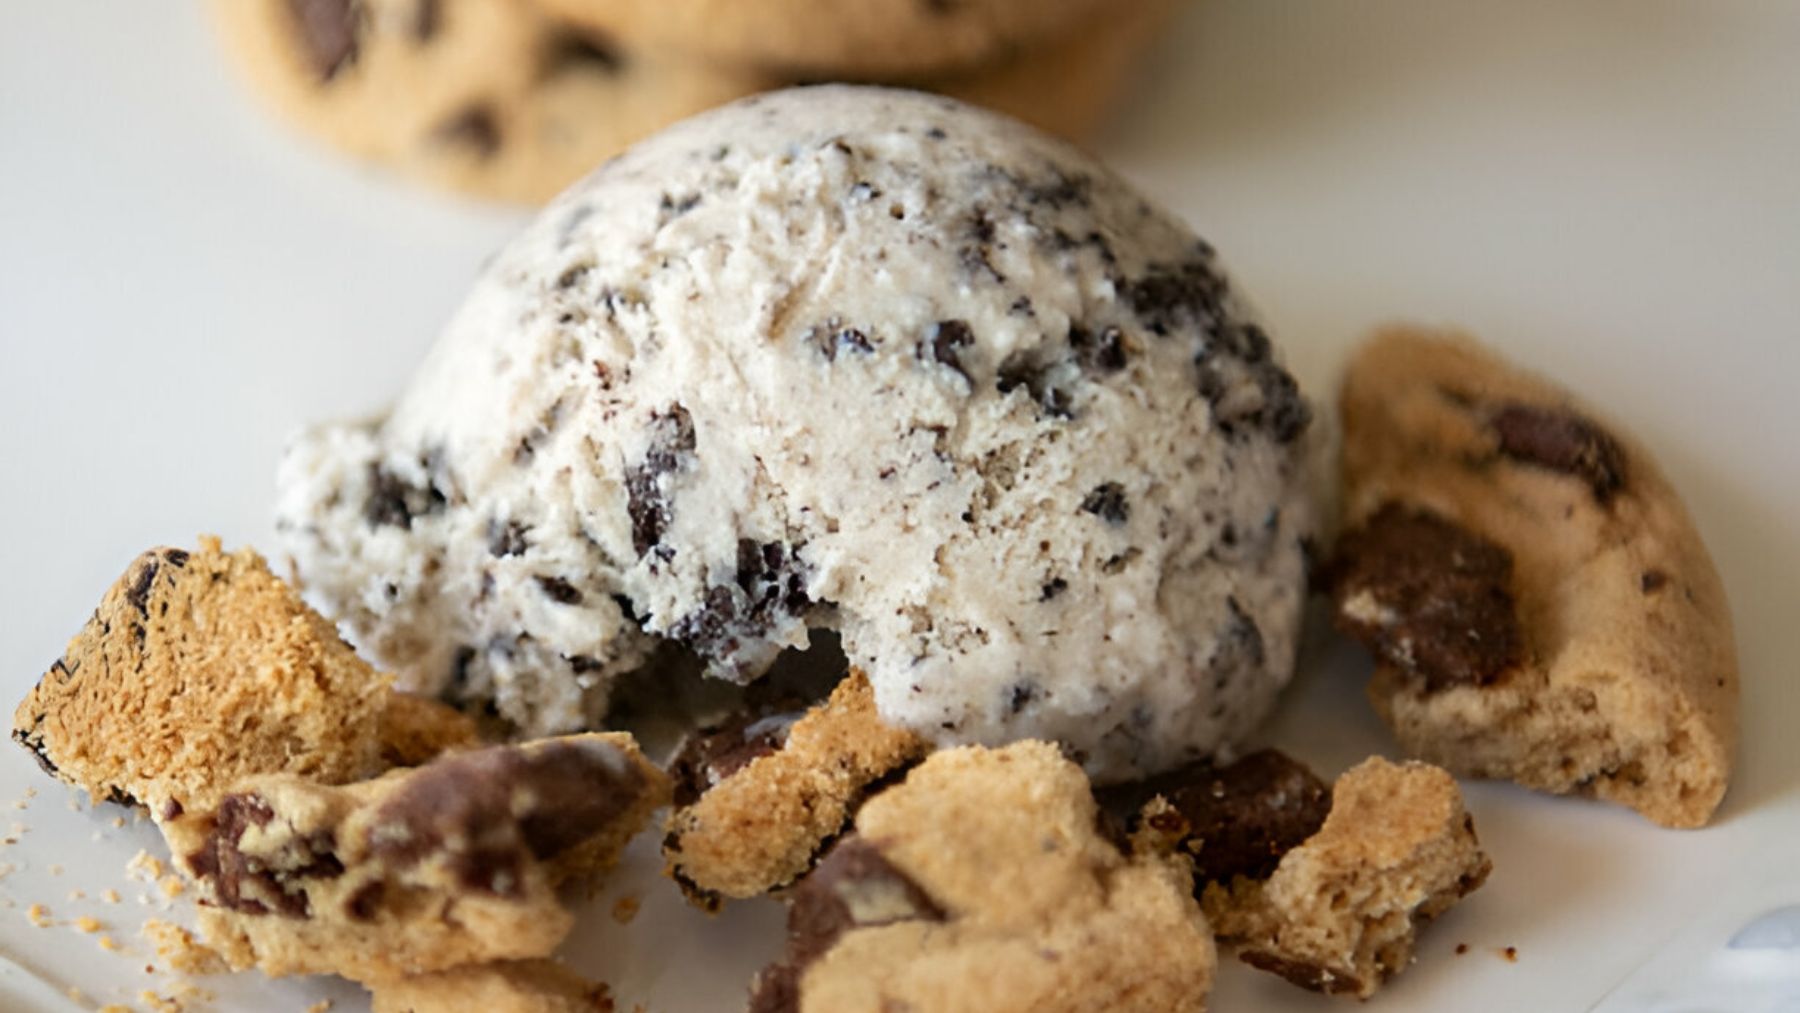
[2,2,1798,1010]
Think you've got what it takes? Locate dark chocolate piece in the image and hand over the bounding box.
[1324,504,1523,692]
[1104,749,1330,886]
[1489,402,1626,502]
[285,0,359,82]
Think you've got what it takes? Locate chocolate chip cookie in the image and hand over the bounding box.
[748,741,1215,1012]
[210,0,782,203]
[663,669,927,907]
[526,0,1120,78]
[12,537,398,817]
[370,960,613,1012]
[1124,753,1489,999]
[161,733,668,982]
[1326,327,1738,828]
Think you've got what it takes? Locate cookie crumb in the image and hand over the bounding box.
[307,1001,335,1013]
[610,894,641,924]
[1501,945,1518,962]
[144,918,227,975]
[69,888,87,901]
[127,850,165,881]
[26,903,51,927]
[99,934,123,951]
[158,874,186,898]
[99,1005,130,1013]
[113,816,128,829]
[75,915,104,933]
[47,863,64,876]
[140,989,185,1013]
[1455,942,1469,955]
[103,888,122,903]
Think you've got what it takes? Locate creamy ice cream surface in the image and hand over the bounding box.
[276,85,1314,782]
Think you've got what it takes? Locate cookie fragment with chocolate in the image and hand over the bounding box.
[663,669,927,906]
[161,733,668,982]
[370,960,613,1013]
[748,742,1215,1013]
[1328,327,1738,828]
[1220,757,1489,999]
[11,537,392,816]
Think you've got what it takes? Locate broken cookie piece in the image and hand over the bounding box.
[1121,753,1488,999]
[1216,757,1488,998]
[1328,327,1738,828]
[370,960,613,1013]
[748,742,1215,1013]
[161,733,668,982]
[663,669,926,907]
[377,691,484,768]
[11,537,392,816]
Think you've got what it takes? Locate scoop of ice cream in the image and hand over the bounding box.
[276,85,1314,782]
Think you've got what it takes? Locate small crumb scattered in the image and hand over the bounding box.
[141,989,186,1013]
[307,1001,335,1013]
[99,1005,130,1013]
[69,888,87,901]
[128,849,166,881]
[1501,945,1519,962]
[102,888,122,904]
[26,903,52,927]
[47,863,64,876]
[144,918,227,975]
[99,934,123,951]
[1455,942,1469,955]
[67,798,83,812]
[25,787,37,799]
[74,915,104,933]
[159,874,187,898]
[112,815,128,829]
[611,894,642,925]
[12,800,27,811]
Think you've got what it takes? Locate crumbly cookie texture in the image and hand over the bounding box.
[278,85,1314,782]
[209,0,783,203]
[529,0,1114,77]
[12,537,390,817]
[377,691,483,768]
[663,669,926,906]
[161,734,667,982]
[749,742,1215,1012]
[1327,327,1738,828]
[369,960,613,1013]
[1205,758,1491,999]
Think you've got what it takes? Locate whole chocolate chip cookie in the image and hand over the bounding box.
[527,0,1125,78]
[209,0,784,203]
[1326,327,1738,828]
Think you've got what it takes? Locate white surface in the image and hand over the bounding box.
[1,1,1797,1010]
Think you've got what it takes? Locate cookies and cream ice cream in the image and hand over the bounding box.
[276,85,1314,782]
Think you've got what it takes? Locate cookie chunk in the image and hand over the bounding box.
[12,537,390,817]
[377,691,484,767]
[162,733,668,982]
[370,961,613,1012]
[748,742,1215,1012]
[663,669,926,906]
[529,0,1115,78]
[1213,758,1489,998]
[1327,327,1738,827]
[1104,749,1333,886]
[209,0,783,203]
